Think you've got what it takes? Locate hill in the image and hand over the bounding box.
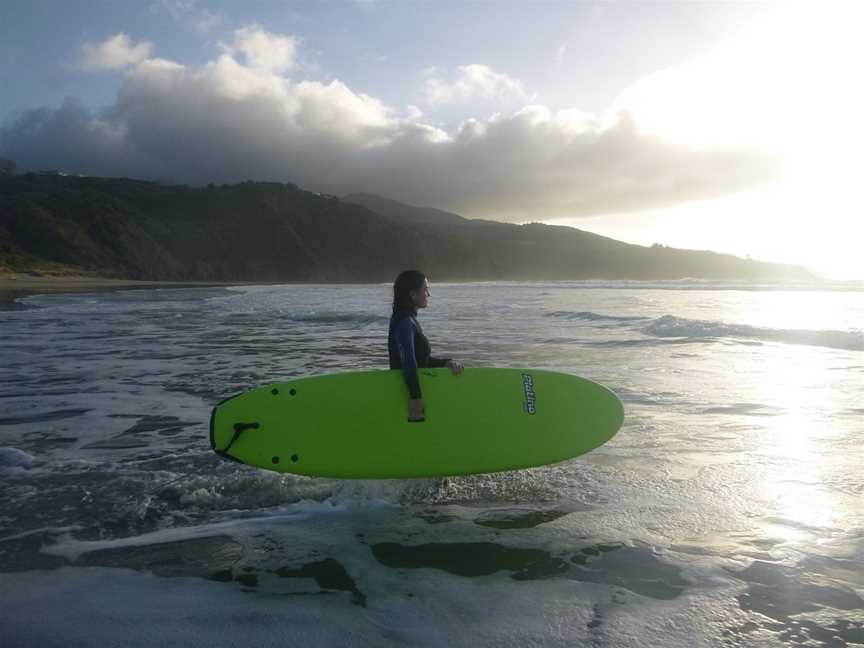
[343,193,469,226]
[0,174,812,282]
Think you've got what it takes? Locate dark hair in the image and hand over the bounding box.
[392,270,426,315]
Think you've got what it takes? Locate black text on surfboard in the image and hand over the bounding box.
[522,373,537,414]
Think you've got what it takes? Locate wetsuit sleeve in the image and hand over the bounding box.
[395,317,422,399]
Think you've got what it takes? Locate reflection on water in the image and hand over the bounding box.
[748,341,853,544]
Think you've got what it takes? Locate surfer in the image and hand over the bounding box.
[389,270,464,422]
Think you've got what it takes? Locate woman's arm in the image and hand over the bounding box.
[395,317,422,400]
[395,318,426,421]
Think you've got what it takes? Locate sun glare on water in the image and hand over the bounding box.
[736,287,856,539]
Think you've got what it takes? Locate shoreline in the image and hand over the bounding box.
[2,274,859,306]
[0,275,246,305]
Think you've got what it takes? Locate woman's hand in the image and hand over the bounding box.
[408,398,425,422]
[445,359,464,375]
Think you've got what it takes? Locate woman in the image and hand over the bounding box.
[388,270,464,422]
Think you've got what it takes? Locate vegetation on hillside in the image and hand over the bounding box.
[0,173,812,282]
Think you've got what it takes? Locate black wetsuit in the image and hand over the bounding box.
[388,309,450,399]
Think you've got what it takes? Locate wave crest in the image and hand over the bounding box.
[643,315,864,352]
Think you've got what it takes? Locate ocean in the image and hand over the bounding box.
[1,280,862,647]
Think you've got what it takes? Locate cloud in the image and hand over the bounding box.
[77,33,153,71]
[423,64,533,106]
[0,98,139,177]
[153,0,226,34]
[3,28,784,221]
[222,25,300,73]
[610,5,864,155]
[357,108,781,219]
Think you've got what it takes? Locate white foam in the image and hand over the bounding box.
[0,560,734,648]
[643,315,864,351]
[40,497,395,562]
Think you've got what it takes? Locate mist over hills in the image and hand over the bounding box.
[0,173,812,282]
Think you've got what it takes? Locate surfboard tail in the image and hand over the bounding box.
[210,392,245,464]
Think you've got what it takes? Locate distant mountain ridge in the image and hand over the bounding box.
[0,173,813,282]
[343,193,469,226]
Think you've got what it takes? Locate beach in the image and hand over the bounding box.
[2,280,862,647]
[0,273,255,306]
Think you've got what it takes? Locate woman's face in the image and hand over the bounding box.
[410,279,431,309]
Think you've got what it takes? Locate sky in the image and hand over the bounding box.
[1,0,862,279]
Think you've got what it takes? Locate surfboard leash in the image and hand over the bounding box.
[221,421,261,454]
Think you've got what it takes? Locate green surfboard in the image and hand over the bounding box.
[210,368,624,479]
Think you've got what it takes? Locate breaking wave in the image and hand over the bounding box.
[543,310,863,351]
[643,315,864,352]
